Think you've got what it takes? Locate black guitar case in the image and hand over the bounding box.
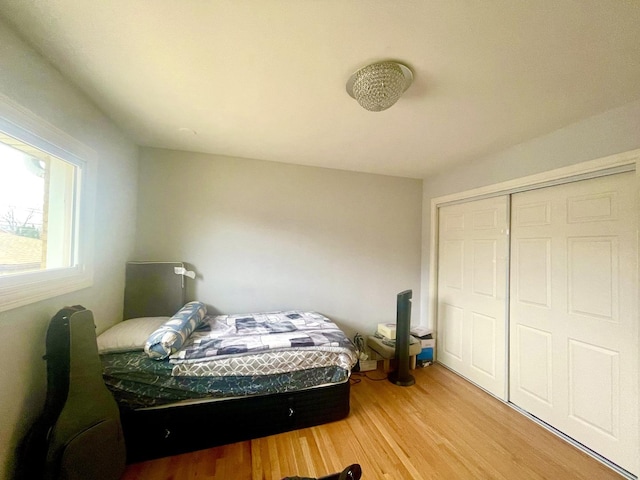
[16,306,126,480]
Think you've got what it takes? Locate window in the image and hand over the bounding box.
[0,95,95,312]
[0,135,78,275]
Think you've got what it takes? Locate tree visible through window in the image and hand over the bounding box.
[0,133,77,276]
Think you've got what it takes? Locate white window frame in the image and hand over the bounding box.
[0,94,95,312]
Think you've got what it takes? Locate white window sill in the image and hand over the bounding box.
[0,267,94,312]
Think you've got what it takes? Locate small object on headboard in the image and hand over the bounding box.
[123,261,187,320]
[174,266,196,279]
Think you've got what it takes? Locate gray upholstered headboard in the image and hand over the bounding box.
[123,261,186,319]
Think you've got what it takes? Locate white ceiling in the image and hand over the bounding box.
[1,1,640,179]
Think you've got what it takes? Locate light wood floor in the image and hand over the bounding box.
[121,364,624,479]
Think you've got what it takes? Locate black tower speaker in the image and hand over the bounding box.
[388,289,415,386]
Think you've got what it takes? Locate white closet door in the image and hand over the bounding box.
[437,196,509,399]
[509,172,638,475]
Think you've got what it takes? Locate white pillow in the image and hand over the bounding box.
[97,316,170,354]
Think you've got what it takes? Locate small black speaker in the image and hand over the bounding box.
[389,289,415,386]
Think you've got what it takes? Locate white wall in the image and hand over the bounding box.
[419,99,640,326]
[0,18,138,480]
[136,148,423,338]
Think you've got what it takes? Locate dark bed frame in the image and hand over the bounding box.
[118,262,352,463]
[121,381,350,462]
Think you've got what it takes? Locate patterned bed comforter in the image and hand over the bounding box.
[169,311,358,377]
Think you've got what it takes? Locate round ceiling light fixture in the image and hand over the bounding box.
[346,61,413,112]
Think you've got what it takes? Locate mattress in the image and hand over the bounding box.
[101,351,350,410]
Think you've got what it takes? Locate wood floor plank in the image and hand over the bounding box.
[121,365,625,479]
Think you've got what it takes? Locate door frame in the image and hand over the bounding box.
[427,148,640,476]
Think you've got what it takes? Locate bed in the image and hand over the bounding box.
[97,264,357,462]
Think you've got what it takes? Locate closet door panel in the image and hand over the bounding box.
[470,311,497,377]
[514,238,551,308]
[437,196,509,399]
[514,324,553,406]
[441,303,464,360]
[509,172,638,475]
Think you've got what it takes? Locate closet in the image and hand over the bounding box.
[436,171,638,476]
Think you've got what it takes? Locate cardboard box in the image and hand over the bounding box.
[358,359,377,372]
[415,338,435,349]
[377,323,396,339]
